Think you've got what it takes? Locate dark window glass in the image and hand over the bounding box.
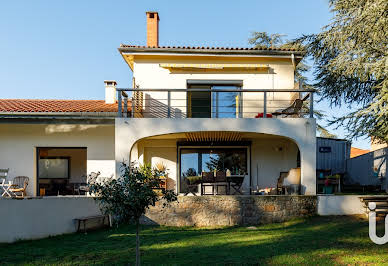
[179,147,247,193]
[188,85,241,118]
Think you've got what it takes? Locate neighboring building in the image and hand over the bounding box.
[371,137,388,152]
[350,147,370,158]
[316,137,351,175]
[0,12,317,196]
[346,147,388,192]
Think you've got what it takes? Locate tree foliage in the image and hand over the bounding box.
[89,163,177,266]
[249,31,337,138]
[299,0,388,143]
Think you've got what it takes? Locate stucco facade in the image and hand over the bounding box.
[115,118,316,195]
[126,54,301,118]
[0,123,115,196]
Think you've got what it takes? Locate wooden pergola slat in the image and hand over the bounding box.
[185,131,242,142]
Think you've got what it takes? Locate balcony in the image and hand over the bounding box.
[116,87,315,119]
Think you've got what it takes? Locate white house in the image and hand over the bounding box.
[0,11,316,197]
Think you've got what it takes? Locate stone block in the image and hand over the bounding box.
[264,205,276,212]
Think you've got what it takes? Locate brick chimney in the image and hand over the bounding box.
[146,11,159,47]
[104,80,117,104]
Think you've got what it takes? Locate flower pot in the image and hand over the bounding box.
[323,186,333,194]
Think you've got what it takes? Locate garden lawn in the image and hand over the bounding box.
[1,216,387,265]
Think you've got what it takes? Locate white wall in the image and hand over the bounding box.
[134,57,294,90]
[317,195,365,215]
[0,123,115,196]
[251,138,298,189]
[0,197,102,243]
[116,118,316,194]
[132,56,296,118]
[142,139,177,191]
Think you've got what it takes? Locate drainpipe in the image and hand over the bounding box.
[291,53,296,70]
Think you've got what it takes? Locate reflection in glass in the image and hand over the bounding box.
[180,148,247,193]
[188,85,241,118]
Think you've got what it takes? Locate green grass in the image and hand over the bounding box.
[1,216,388,265]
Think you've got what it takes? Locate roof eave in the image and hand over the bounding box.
[118,47,305,58]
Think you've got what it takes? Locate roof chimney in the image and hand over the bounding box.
[146,11,159,47]
[104,80,117,104]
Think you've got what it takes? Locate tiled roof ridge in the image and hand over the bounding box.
[119,44,302,52]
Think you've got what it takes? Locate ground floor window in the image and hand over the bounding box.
[37,147,87,196]
[179,147,248,193]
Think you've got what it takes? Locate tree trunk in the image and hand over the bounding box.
[135,219,140,266]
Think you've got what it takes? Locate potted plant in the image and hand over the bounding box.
[154,162,168,193]
[323,178,333,194]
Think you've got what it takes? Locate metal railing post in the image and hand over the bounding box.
[167,91,171,118]
[263,91,267,118]
[299,79,303,99]
[309,92,314,118]
[123,96,128,118]
[131,95,135,118]
[117,91,122,118]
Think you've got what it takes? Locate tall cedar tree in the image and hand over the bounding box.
[299,0,388,144]
[249,32,337,138]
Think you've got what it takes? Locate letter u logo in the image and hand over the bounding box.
[369,202,388,245]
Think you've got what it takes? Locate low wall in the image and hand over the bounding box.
[4,195,370,243]
[141,195,317,227]
[317,195,365,215]
[0,197,102,243]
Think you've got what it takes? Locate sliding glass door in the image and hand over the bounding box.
[179,147,247,193]
[188,85,242,118]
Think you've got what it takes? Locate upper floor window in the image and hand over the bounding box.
[187,82,242,118]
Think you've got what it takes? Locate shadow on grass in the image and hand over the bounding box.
[0,216,386,265]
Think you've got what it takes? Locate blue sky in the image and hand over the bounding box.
[0,0,370,149]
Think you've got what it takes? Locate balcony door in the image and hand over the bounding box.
[188,84,242,118]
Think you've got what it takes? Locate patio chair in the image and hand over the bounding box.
[215,171,229,195]
[9,176,29,197]
[272,98,303,117]
[0,169,9,195]
[184,176,201,196]
[277,172,289,195]
[230,175,245,195]
[201,172,215,195]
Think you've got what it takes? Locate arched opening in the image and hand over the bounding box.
[128,131,302,195]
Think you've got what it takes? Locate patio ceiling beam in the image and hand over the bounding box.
[185,131,243,142]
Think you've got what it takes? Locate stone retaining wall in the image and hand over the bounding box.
[141,195,317,227]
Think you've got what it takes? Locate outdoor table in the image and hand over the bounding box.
[1,181,17,197]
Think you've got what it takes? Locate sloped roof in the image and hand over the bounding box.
[120,44,301,52]
[0,99,127,113]
[350,147,370,158]
[118,44,305,56]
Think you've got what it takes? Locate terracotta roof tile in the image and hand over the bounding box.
[350,147,370,158]
[119,44,301,52]
[0,99,130,113]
